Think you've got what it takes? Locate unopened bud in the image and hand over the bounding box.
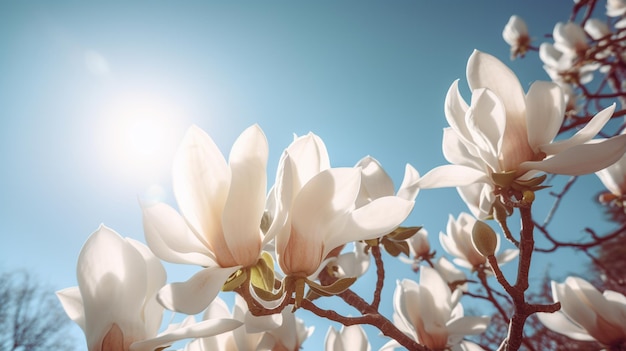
[522,190,535,203]
[472,220,498,257]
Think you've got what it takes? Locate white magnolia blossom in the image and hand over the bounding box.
[185,296,312,351]
[327,241,371,279]
[502,15,531,59]
[407,227,430,258]
[325,325,371,351]
[383,266,489,351]
[142,124,271,314]
[553,22,588,57]
[584,18,611,40]
[440,212,518,271]
[270,136,414,278]
[433,256,468,292]
[56,226,241,351]
[417,50,626,218]
[537,277,626,347]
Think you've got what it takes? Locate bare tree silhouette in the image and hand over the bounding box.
[0,269,78,351]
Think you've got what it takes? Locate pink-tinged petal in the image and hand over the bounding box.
[340,325,371,351]
[520,134,626,175]
[540,104,615,155]
[525,81,565,151]
[466,88,505,170]
[537,311,596,341]
[56,287,86,332]
[417,165,488,189]
[142,202,215,266]
[557,281,600,336]
[355,156,395,206]
[157,265,240,315]
[222,125,267,266]
[567,277,623,329]
[324,196,414,258]
[446,316,490,335]
[172,125,230,252]
[397,163,420,201]
[77,225,148,349]
[129,318,243,351]
[466,50,526,127]
[444,80,472,145]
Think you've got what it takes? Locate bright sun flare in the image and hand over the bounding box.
[99,92,187,183]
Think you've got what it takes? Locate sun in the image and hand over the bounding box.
[98,91,187,184]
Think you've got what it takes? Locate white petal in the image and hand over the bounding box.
[525,81,564,151]
[466,88,506,169]
[157,265,240,315]
[444,80,472,145]
[417,165,488,189]
[355,156,395,203]
[540,104,615,155]
[537,311,596,341]
[142,203,215,266]
[442,128,483,169]
[324,196,414,258]
[396,163,420,201]
[222,124,267,266]
[287,132,330,187]
[172,125,230,247]
[495,249,519,265]
[466,50,526,125]
[129,318,243,351]
[56,287,86,332]
[325,326,340,351]
[446,316,490,336]
[520,134,626,175]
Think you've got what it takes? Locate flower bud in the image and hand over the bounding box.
[471,220,498,257]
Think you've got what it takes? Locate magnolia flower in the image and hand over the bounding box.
[56,225,241,351]
[553,22,588,58]
[327,241,371,278]
[418,50,626,218]
[537,277,626,347]
[433,256,468,292]
[383,266,489,351]
[270,137,414,278]
[584,18,611,40]
[440,213,517,271]
[407,228,430,258]
[502,15,531,59]
[142,124,270,314]
[325,325,371,351]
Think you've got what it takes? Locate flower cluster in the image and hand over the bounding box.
[57,4,626,349]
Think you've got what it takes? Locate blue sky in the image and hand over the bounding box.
[0,1,616,350]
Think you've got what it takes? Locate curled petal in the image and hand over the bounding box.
[56,287,86,332]
[537,311,596,341]
[397,163,420,201]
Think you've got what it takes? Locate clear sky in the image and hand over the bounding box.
[0,1,616,350]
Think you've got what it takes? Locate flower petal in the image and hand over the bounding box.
[142,202,215,266]
[520,134,626,175]
[157,265,240,315]
[56,287,86,332]
[417,165,488,189]
[173,125,230,253]
[355,156,395,206]
[540,104,615,155]
[466,50,526,127]
[324,196,414,258]
[397,163,421,201]
[525,81,564,151]
[537,311,596,341]
[222,124,267,266]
